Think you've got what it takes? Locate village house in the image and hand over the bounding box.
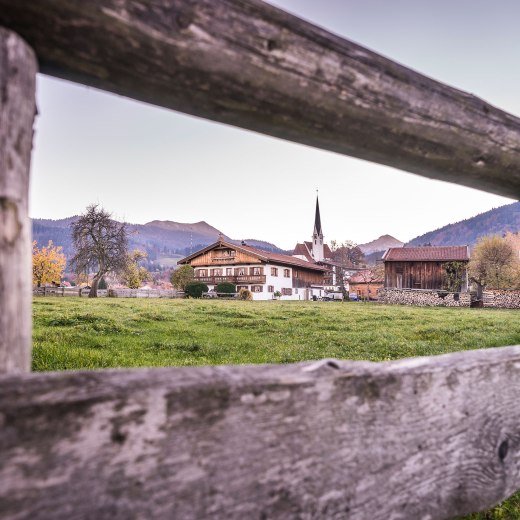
[177,238,327,300]
[348,268,384,300]
[382,246,470,291]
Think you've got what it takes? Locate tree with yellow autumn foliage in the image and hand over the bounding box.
[32,241,66,287]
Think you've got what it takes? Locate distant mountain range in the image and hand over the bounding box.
[407,201,520,247]
[32,201,520,269]
[32,217,285,268]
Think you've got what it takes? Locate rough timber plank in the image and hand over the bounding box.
[0,28,36,372]
[2,346,520,519]
[1,1,520,198]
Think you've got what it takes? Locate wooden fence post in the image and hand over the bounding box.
[0,28,37,372]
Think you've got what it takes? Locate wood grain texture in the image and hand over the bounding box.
[0,28,36,372]
[1,1,520,197]
[2,346,520,519]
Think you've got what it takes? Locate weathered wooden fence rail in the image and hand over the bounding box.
[1,0,520,518]
[2,347,520,520]
[1,0,520,198]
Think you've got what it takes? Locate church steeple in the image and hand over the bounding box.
[312,193,324,262]
[313,196,322,237]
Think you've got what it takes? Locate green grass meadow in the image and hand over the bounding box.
[32,297,520,518]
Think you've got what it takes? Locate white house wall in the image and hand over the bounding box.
[194,263,324,301]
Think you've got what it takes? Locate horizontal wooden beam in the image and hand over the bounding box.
[0,0,519,197]
[2,346,520,519]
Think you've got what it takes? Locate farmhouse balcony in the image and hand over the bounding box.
[195,275,266,285]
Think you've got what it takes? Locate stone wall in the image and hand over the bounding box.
[378,288,471,307]
[483,290,520,309]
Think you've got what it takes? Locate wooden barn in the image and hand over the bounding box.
[382,246,470,291]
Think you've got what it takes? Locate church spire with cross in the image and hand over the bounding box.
[312,191,324,262]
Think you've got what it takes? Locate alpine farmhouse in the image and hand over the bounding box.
[177,239,327,300]
[177,196,349,300]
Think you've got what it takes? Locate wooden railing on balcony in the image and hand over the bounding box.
[196,275,266,284]
[2,1,520,518]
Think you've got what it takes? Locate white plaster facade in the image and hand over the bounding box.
[193,262,326,301]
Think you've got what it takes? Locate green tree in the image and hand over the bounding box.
[171,265,194,290]
[442,261,466,292]
[121,250,151,289]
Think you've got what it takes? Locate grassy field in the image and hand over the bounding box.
[32,297,520,518]
[33,297,520,370]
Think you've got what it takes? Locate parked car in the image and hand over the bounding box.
[323,291,344,301]
[349,293,359,301]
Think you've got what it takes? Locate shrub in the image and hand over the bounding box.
[98,277,107,290]
[184,281,209,298]
[238,288,253,301]
[216,282,236,294]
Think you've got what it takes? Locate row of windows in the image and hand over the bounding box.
[270,267,291,277]
[197,267,265,277]
[197,267,292,277]
[240,285,294,295]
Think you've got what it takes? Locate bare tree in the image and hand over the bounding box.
[329,239,365,266]
[71,205,128,297]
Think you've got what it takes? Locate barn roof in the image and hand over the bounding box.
[382,246,469,262]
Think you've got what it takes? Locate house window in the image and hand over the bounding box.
[211,268,222,276]
[226,268,232,276]
[251,267,262,276]
[268,285,274,292]
[236,267,246,276]
[271,267,278,276]
[282,288,292,296]
[283,269,290,278]
[198,269,207,277]
[251,285,263,292]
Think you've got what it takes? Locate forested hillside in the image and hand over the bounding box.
[408,202,520,246]
[32,217,284,269]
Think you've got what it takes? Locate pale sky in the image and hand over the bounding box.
[30,0,517,249]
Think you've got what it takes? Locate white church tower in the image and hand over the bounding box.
[311,195,324,262]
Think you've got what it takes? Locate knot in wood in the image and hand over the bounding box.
[498,439,508,462]
[176,12,193,30]
[0,197,22,246]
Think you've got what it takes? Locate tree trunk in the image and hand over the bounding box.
[89,275,101,298]
[0,28,37,373]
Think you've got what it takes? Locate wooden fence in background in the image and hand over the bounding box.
[1,1,520,518]
[32,287,180,298]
